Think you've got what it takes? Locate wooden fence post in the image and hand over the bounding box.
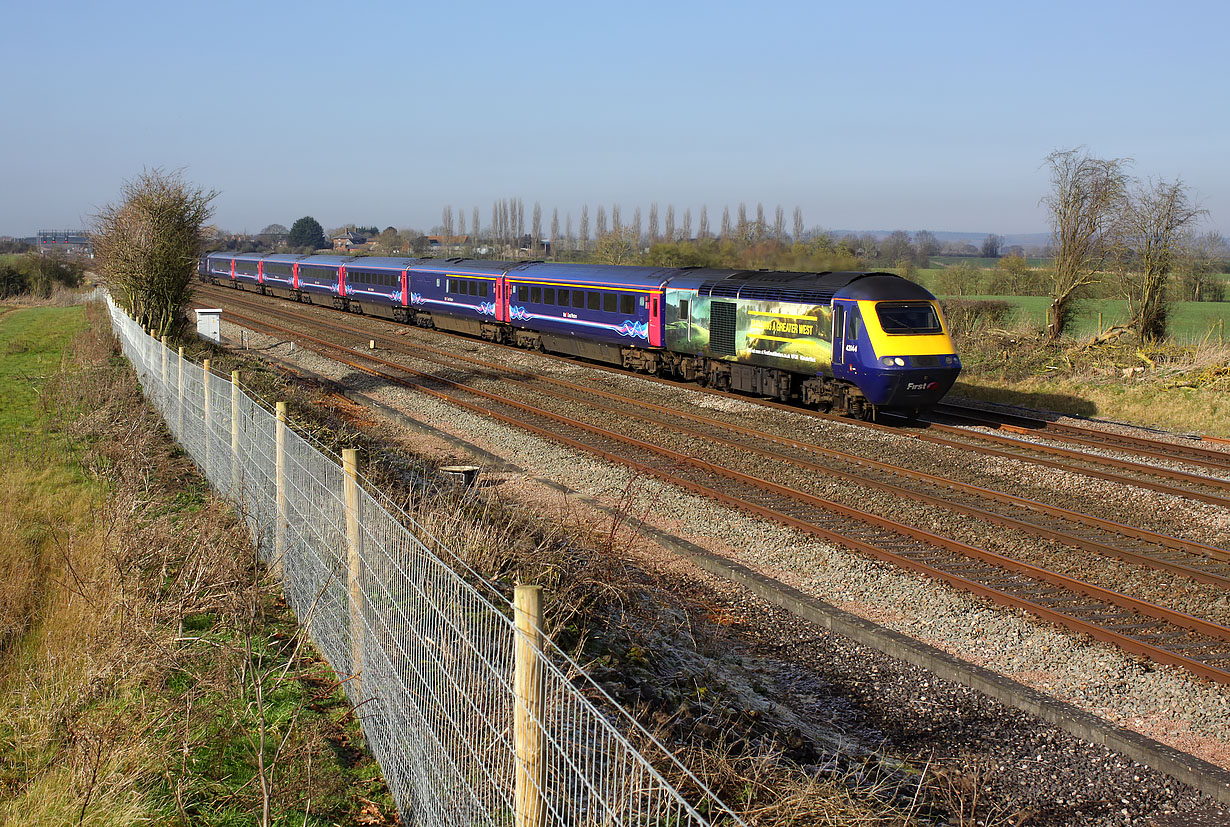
[202,359,211,478]
[177,347,185,437]
[514,584,545,827]
[343,448,363,689]
[231,370,241,497]
[275,402,287,578]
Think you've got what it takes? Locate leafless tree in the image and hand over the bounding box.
[980,233,1003,258]
[492,202,501,245]
[550,208,560,255]
[882,230,915,265]
[756,203,766,236]
[698,205,710,239]
[737,202,748,238]
[720,206,732,239]
[611,204,622,233]
[457,211,467,241]
[631,206,642,243]
[580,204,590,249]
[648,202,660,242]
[664,205,675,242]
[793,206,804,243]
[914,230,940,261]
[1177,231,1227,302]
[531,202,543,253]
[472,206,480,243]
[91,167,217,336]
[773,205,785,240]
[442,205,454,242]
[1117,177,1206,339]
[1042,147,1131,339]
[515,198,525,241]
[594,228,638,265]
[596,205,608,237]
[682,208,692,241]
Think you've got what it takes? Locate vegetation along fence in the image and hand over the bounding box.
[105,296,742,827]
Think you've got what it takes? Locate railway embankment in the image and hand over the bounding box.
[0,302,396,825]
[193,290,1230,827]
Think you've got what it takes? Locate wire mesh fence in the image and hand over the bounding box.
[105,297,743,827]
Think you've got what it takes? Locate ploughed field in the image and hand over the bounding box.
[191,282,1230,823]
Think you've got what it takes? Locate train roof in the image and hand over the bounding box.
[410,258,521,276]
[296,255,354,268]
[343,256,422,270]
[261,253,309,263]
[676,269,934,304]
[510,261,676,288]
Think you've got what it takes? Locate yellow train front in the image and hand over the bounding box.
[826,272,961,417]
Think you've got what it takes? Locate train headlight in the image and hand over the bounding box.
[944,356,953,365]
[881,356,894,367]
[894,357,905,367]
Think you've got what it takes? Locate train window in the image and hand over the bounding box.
[849,310,863,340]
[603,293,616,313]
[469,280,479,296]
[557,289,569,306]
[680,299,690,321]
[573,290,584,309]
[531,286,542,303]
[436,278,441,288]
[447,278,455,293]
[517,285,529,302]
[587,292,600,311]
[620,294,633,315]
[543,288,554,304]
[875,302,941,334]
[479,281,488,298]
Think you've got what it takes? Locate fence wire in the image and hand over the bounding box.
[106,298,744,827]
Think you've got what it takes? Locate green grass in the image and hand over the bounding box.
[947,296,1229,341]
[0,306,88,436]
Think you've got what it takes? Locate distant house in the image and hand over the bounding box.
[426,234,469,252]
[332,231,368,251]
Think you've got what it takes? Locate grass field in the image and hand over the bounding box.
[948,295,1229,342]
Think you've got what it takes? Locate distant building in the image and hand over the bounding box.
[426,234,469,251]
[332,231,368,251]
[39,230,92,257]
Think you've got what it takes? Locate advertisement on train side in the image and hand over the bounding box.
[665,292,834,373]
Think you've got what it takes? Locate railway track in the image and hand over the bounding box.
[929,400,1230,475]
[192,287,1230,685]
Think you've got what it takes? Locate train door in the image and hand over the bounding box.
[832,303,846,366]
[292,263,299,290]
[494,277,506,322]
[257,260,264,287]
[648,291,662,346]
[338,266,346,296]
[400,269,408,306]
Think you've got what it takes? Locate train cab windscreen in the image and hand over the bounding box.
[875,302,942,335]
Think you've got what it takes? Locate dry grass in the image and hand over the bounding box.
[0,303,395,825]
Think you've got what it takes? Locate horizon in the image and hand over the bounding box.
[2,0,1226,239]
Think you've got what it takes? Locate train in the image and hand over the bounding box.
[199,252,961,419]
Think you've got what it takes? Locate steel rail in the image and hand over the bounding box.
[930,401,1230,473]
[208,302,1230,685]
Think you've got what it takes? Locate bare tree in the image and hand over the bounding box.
[492,201,501,245]
[1042,148,1131,340]
[720,206,732,239]
[91,168,217,336]
[472,206,480,243]
[914,230,940,263]
[531,202,543,253]
[664,205,675,242]
[611,204,622,233]
[631,206,642,244]
[756,203,766,237]
[580,204,590,250]
[515,198,525,241]
[593,228,638,265]
[980,233,1003,258]
[737,203,748,238]
[442,205,454,242]
[881,230,915,265]
[698,205,710,239]
[565,212,574,253]
[648,202,660,242]
[682,208,692,241]
[596,205,608,237]
[550,208,560,256]
[1177,231,1227,302]
[793,206,804,243]
[774,205,785,240]
[1118,177,1206,339]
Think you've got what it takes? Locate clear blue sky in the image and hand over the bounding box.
[2,0,1226,239]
